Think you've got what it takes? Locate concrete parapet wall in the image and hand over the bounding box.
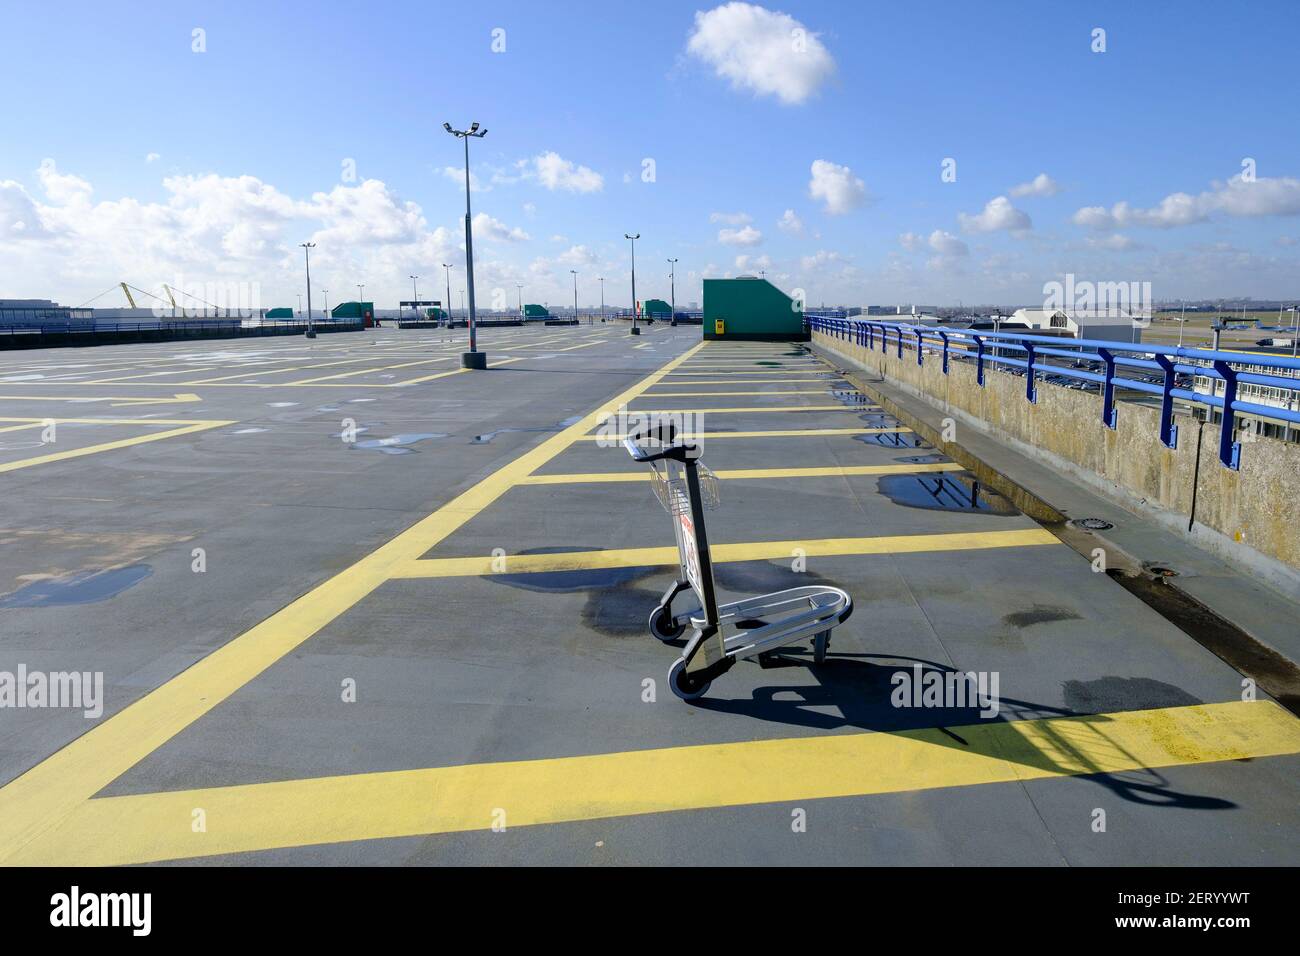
[814,330,1300,594]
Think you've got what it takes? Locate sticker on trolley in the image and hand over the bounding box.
[678,512,704,597]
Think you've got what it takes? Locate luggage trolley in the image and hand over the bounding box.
[622,423,854,701]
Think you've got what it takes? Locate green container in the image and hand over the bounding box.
[702,278,805,340]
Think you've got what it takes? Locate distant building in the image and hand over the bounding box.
[0,299,92,326]
[1009,308,1142,343]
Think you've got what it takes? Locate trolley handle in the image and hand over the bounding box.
[622,422,694,463]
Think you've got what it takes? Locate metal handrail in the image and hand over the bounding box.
[806,315,1300,470]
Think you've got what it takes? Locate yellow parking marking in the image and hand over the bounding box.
[641,389,831,397]
[0,392,202,407]
[0,341,705,864]
[654,378,842,385]
[519,463,962,484]
[81,367,218,384]
[0,419,235,475]
[572,427,911,440]
[395,528,1059,579]
[394,357,522,385]
[18,700,1295,865]
[0,422,45,434]
[284,357,452,385]
[184,357,368,384]
[615,404,874,415]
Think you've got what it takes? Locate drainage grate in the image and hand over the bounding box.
[1074,517,1115,531]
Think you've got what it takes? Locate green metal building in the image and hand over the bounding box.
[643,298,672,321]
[523,303,550,319]
[702,277,806,341]
[265,307,294,320]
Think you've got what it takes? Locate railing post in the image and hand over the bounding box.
[973,335,985,386]
[879,324,887,354]
[1212,360,1242,470]
[1022,340,1037,403]
[914,329,924,366]
[1097,347,1118,429]
[1153,355,1179,449]
[895,326,903,359]
[938,331,949,374]
[866,323,873,350]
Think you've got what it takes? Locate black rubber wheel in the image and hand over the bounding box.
[648,605,686,643]
[813,631,830,664]
[668,658,711,701]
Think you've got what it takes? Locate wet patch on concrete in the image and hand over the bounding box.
[1062,676,1202,714]
[713,561,830,594]
[830,389,870,406]
[581,586,665,637]
[877,473,1016,514]
[470,416,583,444]
[487,546,655,593]
[0,564,152,608]
[351,433,445,454]
[895,454,949,464]
[1003,604,1083,628]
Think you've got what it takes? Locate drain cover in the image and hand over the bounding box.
[1075,517,1114,531]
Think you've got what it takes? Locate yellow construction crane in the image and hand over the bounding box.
[119,282,137,309]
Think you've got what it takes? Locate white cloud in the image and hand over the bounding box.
[441,166,489,192]
[0,181,50,239]
[710,211,752,225]
[958,195,1032,233]
[800,249,846,271]
[927,229,969,257]
[522,202,537,217]
[1072,176,1300,230]
[471,212,530,242]
[1084,233,1139,251]
[734,253,771,272]
[145,152,161,164]
[557,244,598,265]
[521,151,604,193]
[37,160,93,205]
[686,2,836,105]
[898,232,924,252]
[1009,173,1061,198]
[808,160,866,215]
[777,208,803,234]
[718,224,763,246]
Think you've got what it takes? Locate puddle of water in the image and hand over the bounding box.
[895,453,949,464]
[0,565,152,608]
[266,402,299,408]
[232,427,268,435]
[831,389,869,405]
[1003,605,1082,628]
[877,473,1016,514]
[351,432,445,453]
[316,406,340,412]
[470,416,583,444]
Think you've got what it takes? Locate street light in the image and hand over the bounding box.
[410,275,420,324]
[441,264,453,327]
[445,121,489,368]
[570,270,580,325]
[625,233,640,335]
[322,289,329,324]
[516,283,523,320]
[598,277,605,323]
[357,283,366,327]
[667,257,678,327]
[299,242,316,338]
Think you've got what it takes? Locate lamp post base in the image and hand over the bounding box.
[629,326,641,336]
[305,330,317,339]
[461,351,487,369]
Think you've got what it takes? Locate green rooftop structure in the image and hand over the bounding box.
[523,303,550,319]
[330,301,374,319]
[265,307,294,320]
[643,298,672,321]
[702,277,806,341]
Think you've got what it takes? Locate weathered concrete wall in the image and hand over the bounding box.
[814,329,1300,591]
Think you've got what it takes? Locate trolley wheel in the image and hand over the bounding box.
[813,630,830,664]
[648,605,686,642]
[668,658,711,701]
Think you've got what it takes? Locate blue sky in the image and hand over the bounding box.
[3,0,1299,311]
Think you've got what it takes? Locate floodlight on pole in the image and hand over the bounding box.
[441,264,453,327]
[667,257,678,327]
[598,277,605,323]
[299,242,316,338]
[625,233,640,335]
[409,275,420,323]
[570,270,580,324]
[445,121,489,368]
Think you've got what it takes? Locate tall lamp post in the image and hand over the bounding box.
[441,263,453,327]
[625,233,640,335]
[516,283,523,320]
[322,290,329,324]
[299,242,316,338]
[409,275,420,324]
[357,283,366,327]
[570,270,580,324]
[444,121,489,368]
[667,257,678,327]
[598,277,605,323]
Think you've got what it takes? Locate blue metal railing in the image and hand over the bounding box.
[806,315,1300,470]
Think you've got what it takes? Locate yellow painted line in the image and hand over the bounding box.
[573,427,910,440]
[394,528,1059,579]
[519,462,962,484]
[184,357,366,384]
[0,422,44,434]
[655,377,843,385]
[663,370,833,376]
[394,356,522,385]
[0,420,235,475]
[0,341,705,864]
[0,392,202,407]
[641,389,831,397]
[283,357,452,385]
[0,416,216,426]
[81,367,218,384]
[18,700,1296,865]
[615,404,874,415]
